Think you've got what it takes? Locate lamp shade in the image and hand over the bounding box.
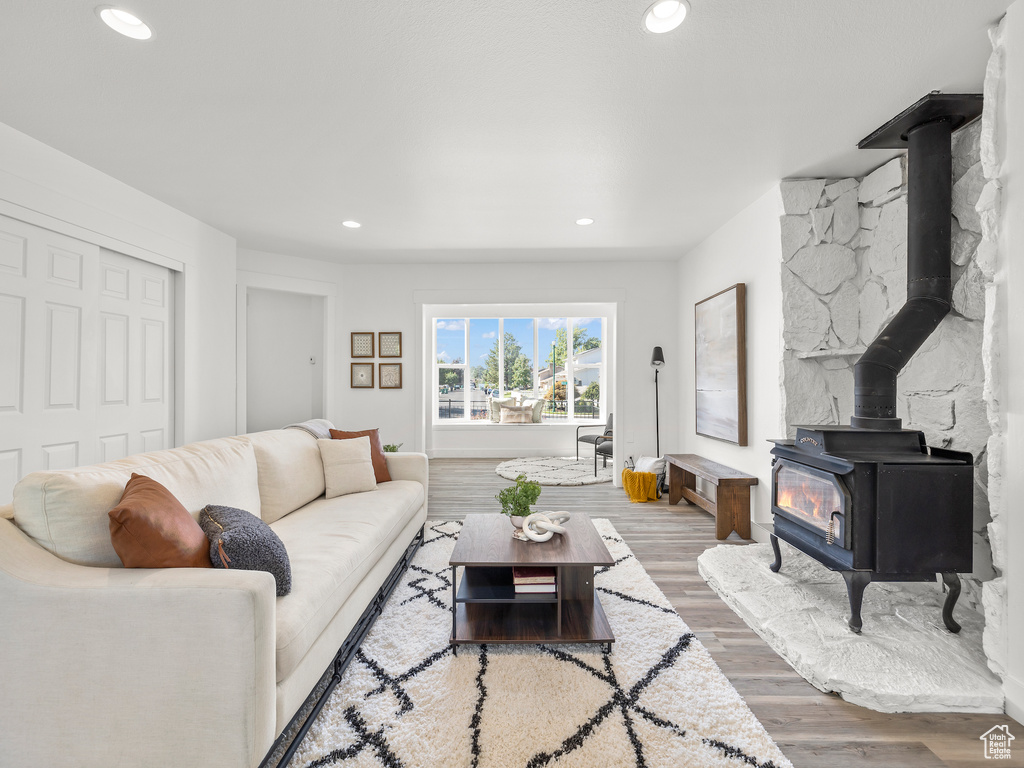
[651,346,665,368]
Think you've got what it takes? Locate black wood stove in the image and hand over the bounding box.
[769,93,980,633]
[769,426,972,632]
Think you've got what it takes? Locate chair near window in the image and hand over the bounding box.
[594,439,614,476]
[577,413,613,473]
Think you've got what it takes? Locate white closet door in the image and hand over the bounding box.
[0,214,174,503]
[96,248,174,461]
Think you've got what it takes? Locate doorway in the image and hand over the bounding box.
[245,287,326,433]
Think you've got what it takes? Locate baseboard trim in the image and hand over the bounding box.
[1005,674,1024,722]
[259,526,424,768]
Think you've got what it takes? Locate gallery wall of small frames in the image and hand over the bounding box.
[351,332,403,389]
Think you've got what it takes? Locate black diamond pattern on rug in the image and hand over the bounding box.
[294,519,792,768]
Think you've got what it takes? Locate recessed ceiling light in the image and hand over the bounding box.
[96,6,152,40]
[643,0,689,33]
[342,220,362,229]
[576,218,595,226]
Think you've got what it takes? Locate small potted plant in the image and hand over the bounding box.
[382,443,403,452]
[495,474,542,528]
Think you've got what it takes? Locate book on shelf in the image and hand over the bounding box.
[512,566,556,585]
[514,583,557,594]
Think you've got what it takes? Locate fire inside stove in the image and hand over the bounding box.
[774,463,844,540]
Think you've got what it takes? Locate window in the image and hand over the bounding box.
[435,319,467,420]
[433,315,605,423]
[503,319,534,393]
[572,318,602,418]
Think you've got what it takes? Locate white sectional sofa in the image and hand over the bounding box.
[0,426,428,767]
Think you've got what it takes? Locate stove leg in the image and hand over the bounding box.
[842,571,871,634]
[769,534,782,573]
[941,572,962,634]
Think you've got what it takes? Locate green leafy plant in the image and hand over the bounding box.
[382,443,403,452]
[495,474,542,519]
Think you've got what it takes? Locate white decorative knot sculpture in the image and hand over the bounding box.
[513,511,571,542]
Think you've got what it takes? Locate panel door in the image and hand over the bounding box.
[95,248,174,461]
[0,214,174,503]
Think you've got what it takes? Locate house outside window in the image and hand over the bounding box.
[434,315,606,423]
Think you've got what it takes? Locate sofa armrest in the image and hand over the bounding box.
[385,452,429,519]
[385,452,428,487]
[0,519,276,768]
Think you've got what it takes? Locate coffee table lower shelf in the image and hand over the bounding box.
[450,596,613,651]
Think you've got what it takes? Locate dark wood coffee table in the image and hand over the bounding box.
[449,513,615,653]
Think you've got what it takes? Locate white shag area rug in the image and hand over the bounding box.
[495,456,613,486]
[698,540,1004,714]
[293,519,792,768]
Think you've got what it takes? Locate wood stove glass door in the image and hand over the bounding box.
[773,461,850,547]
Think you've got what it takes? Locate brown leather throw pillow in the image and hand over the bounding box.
[109,473,212,568]
[329,428,392,483]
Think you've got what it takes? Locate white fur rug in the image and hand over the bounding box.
[292,519,792,768]
[698,540,1004,714]
[495,456,613,485]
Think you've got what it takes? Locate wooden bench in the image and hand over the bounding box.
[664,454,758,540]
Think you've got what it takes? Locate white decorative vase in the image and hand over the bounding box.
[509,515,525,529]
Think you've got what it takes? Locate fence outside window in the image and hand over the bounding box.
[437,398,600,421]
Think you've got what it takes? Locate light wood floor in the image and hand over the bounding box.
[427,458,1023,768]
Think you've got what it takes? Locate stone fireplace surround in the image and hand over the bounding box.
[776,23,1007,684]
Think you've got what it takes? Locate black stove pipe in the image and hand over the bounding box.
[851,118,953,430]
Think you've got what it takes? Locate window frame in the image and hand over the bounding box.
[432,314,606,425]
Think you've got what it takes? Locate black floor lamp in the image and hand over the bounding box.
[651,346,665,457]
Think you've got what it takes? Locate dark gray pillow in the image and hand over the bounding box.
[199,505,292,596]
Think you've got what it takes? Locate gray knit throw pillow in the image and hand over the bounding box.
[199,505,292,596]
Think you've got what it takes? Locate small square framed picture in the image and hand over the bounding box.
[351,363,374,388]
[379,331,403,358]
[351,332,375,358]
[379,363,402,389]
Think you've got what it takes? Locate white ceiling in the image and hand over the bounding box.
[0,1,1011,262]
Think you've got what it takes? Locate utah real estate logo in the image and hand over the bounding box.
[980,725,1014,760]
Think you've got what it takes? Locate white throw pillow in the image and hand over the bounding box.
[489,396,515,422]
[500,405,534,424]
[522,398,545,423]
[317,436,377,498]
[634,455,666,476]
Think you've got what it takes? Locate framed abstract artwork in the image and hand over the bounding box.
[694,283,747,445]
[351,332,375,358]
[379,363,403,389]
[379,331,402,358]
[351,363,374,388]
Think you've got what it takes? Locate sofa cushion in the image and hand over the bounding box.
[270,479,424,681]
[329,428,391,483]
[12,437,260,567]
[318,437,376,498]
[200,505,292,596]
[246,430,326,524]
[109,474,213,569]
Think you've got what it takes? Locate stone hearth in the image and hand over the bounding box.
[698,541,1004,714]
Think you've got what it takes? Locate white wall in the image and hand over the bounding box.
[245,288,322,432]
[998,0,1024,722]
[236,250,680,465]
[0,122,237,445]
[676,186,785,537]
